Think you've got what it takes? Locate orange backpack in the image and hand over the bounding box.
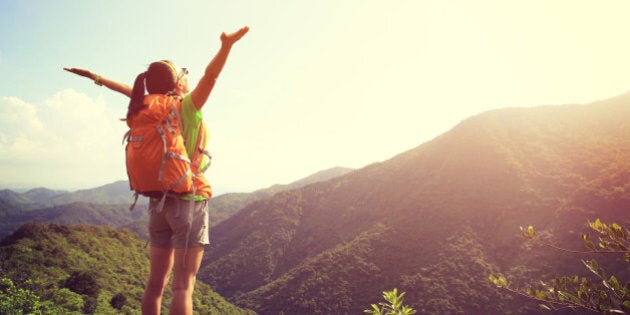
[124,95,193,199]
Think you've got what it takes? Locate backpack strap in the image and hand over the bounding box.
[168,168,192,191]
[122,130,131,145]
[129,192,139,212]
[156,125,168,181]
[191,123,212,172]
[171,102,183,129]
[164,106,180,134]
[156,192,168,213]
[198,149,212,173]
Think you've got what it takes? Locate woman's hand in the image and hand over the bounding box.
[63,68,96,80]
[221,26,249,46]
[64,67,132,97]
[191,26,250,110]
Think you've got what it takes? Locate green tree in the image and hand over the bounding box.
[82,296,97,314]
[490,219,630,314]
[63,270,101,297]
[50,288,83,312]
[110,292,127,311]
[0,278,42,314]
[364,288,417,315]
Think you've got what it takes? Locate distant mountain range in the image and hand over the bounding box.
[0,167,353,239]
[198,93,630,314]
[0,181,133,213]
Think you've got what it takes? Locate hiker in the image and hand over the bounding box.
[65,26,249,315]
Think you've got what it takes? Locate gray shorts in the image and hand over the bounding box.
[148,197,210,248]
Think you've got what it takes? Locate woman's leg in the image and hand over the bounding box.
[170,246,205,315]
[142,246,174,315]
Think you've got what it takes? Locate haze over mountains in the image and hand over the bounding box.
[1,93,628,314]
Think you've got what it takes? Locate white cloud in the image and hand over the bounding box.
[0,97,46,157]
[0,90,128,189]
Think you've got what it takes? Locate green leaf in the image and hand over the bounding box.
[572,275,579,284]
[585,240,596,250]
[593,218,603,229]
[609,276,620,291]
[364,304,381,314]
[559,292,580,304]
[528,225,535,237]
[535,290,547,299]
[498,275,508,287]
[489,275,506,287]
[584,259,601,276]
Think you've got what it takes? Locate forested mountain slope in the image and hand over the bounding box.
[200,93,630,314]
[0,181,139,238]
[0,202,144,239]
[0,222,254,314]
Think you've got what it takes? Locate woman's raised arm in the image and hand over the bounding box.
[64,67,133,98]
[190,26,249,110]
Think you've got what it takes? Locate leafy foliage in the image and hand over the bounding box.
[110,292,127,310]
[490,219,630,314]
[0,222,254,314]
[364,288,417,315]
[0,277,44,314]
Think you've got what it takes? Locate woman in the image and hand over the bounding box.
[65,26,249,315]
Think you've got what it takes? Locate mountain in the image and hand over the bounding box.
[0,188,66,216]
[0,222,254,314]
[0,182,148,239]
[0,181,135,210]
[199,93,630,314]
[46,180,135,205]
[0,202,146,239]
[210,167,353,225]
[20,187,69,203]
[0,183,143,239]
[0,167,352,241]
[125,167,353,239]
[0,192,22,217]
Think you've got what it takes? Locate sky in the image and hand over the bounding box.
[1,1,629,195]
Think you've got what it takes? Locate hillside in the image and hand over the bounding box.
[210,167,353,225]
[0,181,143,238]
[199,93,630,314]
[5,181,136,209]
[125,167,353,239]
[0,222,254,314]
[0,202,143,239]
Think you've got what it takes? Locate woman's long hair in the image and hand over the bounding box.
[126,60,178,121]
